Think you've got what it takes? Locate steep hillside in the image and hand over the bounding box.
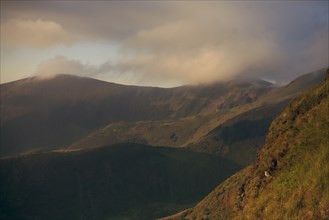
[0,143,241,220]
[163,69,329,220]
[1,75,271,157]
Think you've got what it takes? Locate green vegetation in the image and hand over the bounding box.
[163,69,329,220]
[242,72,329,219]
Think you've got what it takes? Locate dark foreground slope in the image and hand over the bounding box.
[164,70,329,220]
[0,144,241,220]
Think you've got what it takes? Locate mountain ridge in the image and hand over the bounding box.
[67,68,326,167]
[1,74,273,157]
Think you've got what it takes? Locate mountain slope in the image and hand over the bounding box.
[1,75,272,157]
[163,69,329,219]
[0,143,241,220]
[187,100,290,166]
[260,68,327,102]
[185,68,327,166]
[69,69,327,167]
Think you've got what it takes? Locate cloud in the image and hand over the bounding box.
[1,1,177,42]
[118,15,281,84]
[3,1,329,86]
[113,2,328,85]
[35,56,87,78]
[34,56,140,86]
[1,19,75,48]
[33,55,184,87]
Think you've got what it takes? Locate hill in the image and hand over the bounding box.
[163,69,329,219]
[0,143,241,220]
[69,69,326,167]
[187,100,289,165]
[1,74,272,157]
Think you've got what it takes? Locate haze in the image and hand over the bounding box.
[1,1,328,87]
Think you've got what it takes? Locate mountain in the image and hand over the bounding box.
[260,68,327,102]
[186,68,327,166]
[0,143,241,220]
[69,69,327,167]
[1,74,272,157]
[163,69,329,219]
[187,100,289,166]
[0,68,327,220]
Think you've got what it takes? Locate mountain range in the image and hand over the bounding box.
[1,74,273,157]
[1,69,325,159]
[0,67,327,219]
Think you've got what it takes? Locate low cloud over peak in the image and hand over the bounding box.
[1,1,328,86]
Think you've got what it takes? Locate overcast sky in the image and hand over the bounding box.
[1,1,328,87]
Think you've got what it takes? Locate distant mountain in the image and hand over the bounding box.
[163,69,329,220]
[69,68,327,167]
[0,74,272,157]
[187,68,327,166]
[260,68,327,102]
[0,143,241,220]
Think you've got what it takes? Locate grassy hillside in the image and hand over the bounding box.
[163,69,329,220]
[1,75,271,157]
[69,109,244,150]
[0,143,241,220]
[188,100,289,166]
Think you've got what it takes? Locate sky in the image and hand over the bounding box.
[1,1,328,87]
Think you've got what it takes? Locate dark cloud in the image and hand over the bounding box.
[1,1,178,41]
[1,1,328,86]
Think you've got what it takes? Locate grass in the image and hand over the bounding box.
[241,75,329,219]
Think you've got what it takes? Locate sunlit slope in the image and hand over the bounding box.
[163,69,329,220]
[69,110,241,149]
[188,100,289,166]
